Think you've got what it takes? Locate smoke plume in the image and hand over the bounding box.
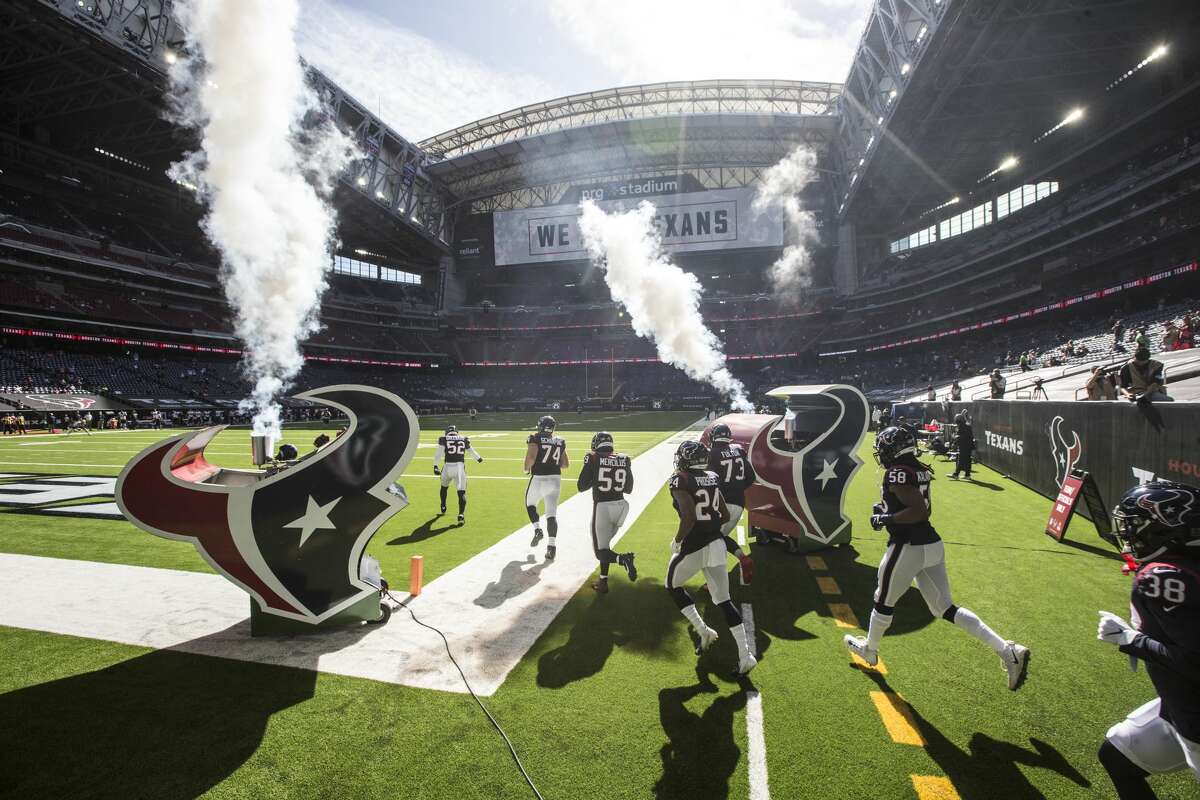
[753,145,820,300]
[578,200,753,412]
[166,0,354,436]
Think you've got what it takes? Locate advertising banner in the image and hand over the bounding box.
[492,187,784,266]
[971,400,1200,524]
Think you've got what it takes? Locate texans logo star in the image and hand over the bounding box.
[115,385,419,623]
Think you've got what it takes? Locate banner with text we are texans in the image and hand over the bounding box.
[492,187,784,266]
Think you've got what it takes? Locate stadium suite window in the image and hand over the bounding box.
[890,181,1059,250]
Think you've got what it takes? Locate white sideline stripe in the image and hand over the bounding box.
[0,421,704,696]
[746,689,771,800]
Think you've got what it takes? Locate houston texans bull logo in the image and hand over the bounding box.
[115,385,419,624]
[1049,414,1082,488]
[709,385,869,546]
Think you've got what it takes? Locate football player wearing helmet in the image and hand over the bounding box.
[707,422,757,585]
[435,424,483,523]
[524,415,569,560]
[577,431,636,593]
[667,440,756,675]
[1097,481,1200,798]
[845,426,1030,690]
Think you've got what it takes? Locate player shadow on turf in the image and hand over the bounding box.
[0,620,376,800]
[386,514,462,546]
[958,477,1005,491]
[473,555,548,609]
[764,543,937,638]
[655,667,748,800]
[858,669,1091,799]
[536,578,686,689]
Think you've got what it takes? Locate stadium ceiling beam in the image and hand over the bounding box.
[22,0,456,252]
[833,0,950,222]
[418,80,842,160]
[310,71,455,252]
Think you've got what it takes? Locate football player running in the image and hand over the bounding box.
[577,431,637,594]
[707,423,757,584]
[1096,481,1200,799]
[434,424,482,523]
[525,415,569,560]
[667,440,757,676]
[845,426,1030,689]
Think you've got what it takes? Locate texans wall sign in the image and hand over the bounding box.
[115,385,419,625]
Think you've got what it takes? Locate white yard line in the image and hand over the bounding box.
[0,421,705,696]
[746,689,771,800]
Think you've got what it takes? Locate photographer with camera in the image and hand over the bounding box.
[1118,348,1171,403]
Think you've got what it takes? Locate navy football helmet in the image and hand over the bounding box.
[538,415,556,432]
[874,426,917,467]
[1112,480,1200,563]
[710,422,733,443]
[445,424,457,434]
[591,431,614,451]
[674,440,710,471]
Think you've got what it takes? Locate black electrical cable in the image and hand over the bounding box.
[385,591,544,800]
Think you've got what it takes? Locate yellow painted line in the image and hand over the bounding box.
[911,775,961,800]
[816,576,841,595]
[827,603,859,629]
[869,692,924,745]
[805,555,827,571]
[850,651,887,675]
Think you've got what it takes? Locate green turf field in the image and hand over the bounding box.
[0,412,1193,799]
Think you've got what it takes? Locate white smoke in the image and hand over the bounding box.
[578,200,753,413]
[166,0,355,436]
[753,145,820,300]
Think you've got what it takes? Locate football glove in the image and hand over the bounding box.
[433,465,441,476]
[1097,611,1138,646]
[869,513,892,531]
[738,555,755,585]
[670,538,682,555]
[872,503,886,516]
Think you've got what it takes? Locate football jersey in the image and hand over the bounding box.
[438,433,471,464]
[1122,555,1200,741]
[880,460,939,545]
[669,469,725,555]
[577,451,634,502]
[707,443,757,507]
[527,432,566,476]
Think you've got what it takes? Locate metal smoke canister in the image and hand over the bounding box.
[250,435,274,467]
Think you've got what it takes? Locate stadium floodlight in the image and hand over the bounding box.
[356,176,367,187]
[1109,43,1169,90]
[1034,107,1084,142]
[900,63,911,76]
[979,156,1019,183]
[164,50,177,65]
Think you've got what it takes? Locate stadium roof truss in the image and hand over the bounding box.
[833,0,950,221]
[418,80,841,161]
[2,0,452,258]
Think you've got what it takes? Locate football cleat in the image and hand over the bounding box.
[618,552,637,581]
[843,634,879,667]
[530,527,544,547]
[694,625,719,655]
[1002,641,1030,690]
[591,579,609,594]
[457,513,465,523]
[545,545,556,561]
[440,504,447,514]
[737,653,758,676]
